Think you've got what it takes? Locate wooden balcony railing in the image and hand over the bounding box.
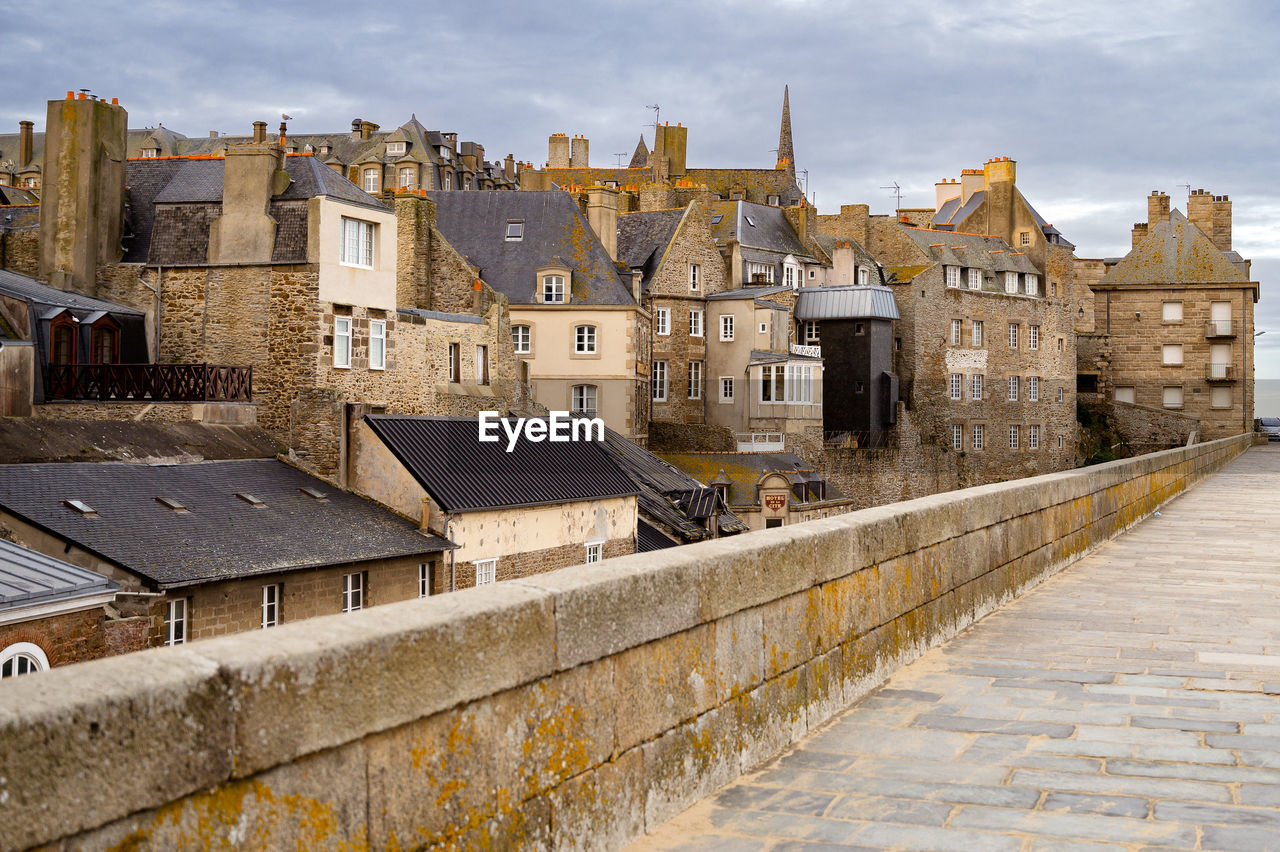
[45,364,253,402]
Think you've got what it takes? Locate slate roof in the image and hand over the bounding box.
[617,208,686,290]
[657,452,843,508]
[398,308,484,325]
[0,204,39,231]
[597,428,746,542]
[710,200,813,260]
[0,269,144,316]
[364,415,639,513]
[1098,209,1248,287]
[0,459,453,589]
[897,227,1038,284]
[813,234,881,277]
[795,285,900,321]
[427,191,635,306]
[0,539,117,612]
[0,186,39,205]
[705,284,793,301]
[933,189,1074,248]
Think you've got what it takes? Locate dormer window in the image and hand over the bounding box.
[319,145,330,156]
[141,148,159,158]
[506,220,524,241]
[438,146,451,160]
[90,317,120,365]
[542,274,565,304]
[386,141,406,156]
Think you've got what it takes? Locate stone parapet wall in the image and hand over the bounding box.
[1081,394,1200,456]
[0,432,1253,851]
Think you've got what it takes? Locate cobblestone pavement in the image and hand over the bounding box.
[632,445,1280,851]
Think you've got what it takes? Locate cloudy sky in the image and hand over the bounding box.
[7,0,1277,376]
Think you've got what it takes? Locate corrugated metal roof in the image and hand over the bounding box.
[365,415,639,513]
[795,286,900,320]
[637,520,678,552]
[0,460,453,589]
[0,539,117,611]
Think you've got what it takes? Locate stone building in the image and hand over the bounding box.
[656,450,852,530]
[0,459,453,648]
[427,189,651,441]
[0,539,142,678]
[352,415,638,590]
[1082,190,1258,438]
[817,159,1079,483]
[519,88,804,209]
[0,107,519,195]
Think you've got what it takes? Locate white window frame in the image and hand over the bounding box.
[971,320,983,347]
[506,221,524,241]
[0,642,49,677]
[950,319,962,346]
[719,376,734,403]
[1057,386,1064,404]
[340,217,375,269]
[1029,375,1040,402]
[946,266,960,288]
[1005,272,1018,294]
[689,310,703,338]
[720,314,735,342]
[261,584,281,629]
[1024,273,1038,296]
[542,275,565,304]
[342,572,364,612]
[575,325,597,354]
[652,361,668,401]
[386,141,406,156]
[475,559,496,586]
[333,316,352,369]
[1009,375,1020,401]
[398,167,415,188]
[369,319,386,370]
[972,423,985,450]
[656,307,670,336]
[688,361,703,400]
[689,264,700,291]
[802,320,820,345]
[1008,425,1020,449]
[419,563,430,598]
[1029,424,1041,450]
[362,168,379,193]
[475,344,488,384]
[1029,324,1039,350]
[447,342,460,383]
[1008,323,1019,349]
[951,424,963,450]
[970,373,984,401]
[748,262,774,283]
[949,373,962,401]
[968,268,981,290]
[572,384,598,416]
[165,598,187,646]
[585,541,603,564]
[512,324,531,354]
[859,267,870,286]
[1057,435,1064,449]
[760,364,814,405]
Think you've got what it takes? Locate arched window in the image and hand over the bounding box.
[91,317,120,364]
[50,314,76,365]
[0,642,50,677]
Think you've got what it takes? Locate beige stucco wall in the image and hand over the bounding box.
[449,496,636,565]
[313,197,398,311]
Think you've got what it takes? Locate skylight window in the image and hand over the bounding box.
[235,493,265,508]
[711,215,723,225]
[506,220,524,241]
[155,497,189,513]
[299,487,328,501]
[745,216,756,227]
[63,499,98,517]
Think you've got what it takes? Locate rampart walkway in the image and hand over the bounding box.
[636,445,1280,851]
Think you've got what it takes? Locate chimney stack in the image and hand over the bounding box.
[548,133,570,169]
[586,186,619,261]
[351,118,362,135]
[503,153,515,181]
[1187,188,1216,241]
[570,135,589,168]
[207,140,290,264]
[960,169,983,203]
[360,121,376,140]
[18,121,33,167]
[1211,195,1232,252]
[1131,222,1148,249]
[209,130,219,138]
[252,121,267,143]
[934,178,958,211]
[1147,190,1170,227]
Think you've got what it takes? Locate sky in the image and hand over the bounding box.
[5,0,1277,376]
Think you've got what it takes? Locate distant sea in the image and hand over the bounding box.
[1258,379,1280,418]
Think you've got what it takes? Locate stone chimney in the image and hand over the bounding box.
[935,178,959,211]
[1211,195,1232,252]
[586,186,619,261]
[983,156,1016,243]
[960,169,983,203]
[395,192,436,309]
[38,93,128,294]
[351,118,362,136]
[252,121,267,143]
[570,135,589,168]
[503,154,515,181]
[360,121,376,141]
[206,141,289,264]
[1131,222,1148,249]
[655,123,687,178]
[18,121,33,167]
[1147,190,1170,227]
[548,134,570,169]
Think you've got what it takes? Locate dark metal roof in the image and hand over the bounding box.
[0,269,144,316]
[637,520,678,552]
[364,415,639,513]
[795,286,900,320]
[427,191,635,306]
[0,539,117,612]
[0,460,453,589]
[705,284,792,301]
[657,451,844,508]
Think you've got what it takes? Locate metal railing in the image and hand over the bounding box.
[45,363,253,402]
[1204,363,1236,382]
[1204,320,1236,338]
[736,432,785,451]
[789,343,822,358]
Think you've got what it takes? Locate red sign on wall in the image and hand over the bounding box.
[763,495,787,513]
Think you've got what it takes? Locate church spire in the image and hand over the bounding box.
[776,85,795,179]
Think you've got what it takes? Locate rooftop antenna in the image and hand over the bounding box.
[645,104,661,130]
[1178,181,1191,204]
[801,168,810,200]
[881,180,903,212]
[613,152,627,167]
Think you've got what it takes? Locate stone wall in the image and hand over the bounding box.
[1080,394,1200,458]
[647,420,736,452]
[0,432,1253,852]
[449,537,633,594]
[0,608,148,670]
[0,226,39,277]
